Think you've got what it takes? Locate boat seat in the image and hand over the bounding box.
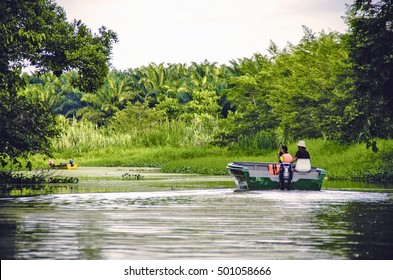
[295,159,311,172]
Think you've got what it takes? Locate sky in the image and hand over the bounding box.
[55,0,350,70]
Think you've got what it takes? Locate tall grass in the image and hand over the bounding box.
[52,115,220,156]
[234,131,277,155]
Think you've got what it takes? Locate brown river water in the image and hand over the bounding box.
[1,167,393,260]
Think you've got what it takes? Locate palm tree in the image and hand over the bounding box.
[78,71,134,125]
[55,71,84,118]
[19,72,61,110]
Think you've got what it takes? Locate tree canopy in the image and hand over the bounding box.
[344,0,393,150]
[0,0,117,167]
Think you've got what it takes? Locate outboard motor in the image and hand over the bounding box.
[279,163,293,190]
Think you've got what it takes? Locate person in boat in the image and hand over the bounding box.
[278,145,293,163]
[290,140,312,172]
[291,140,310,162]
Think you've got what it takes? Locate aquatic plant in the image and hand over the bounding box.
[0,170,79,185]
[121,173,143,180]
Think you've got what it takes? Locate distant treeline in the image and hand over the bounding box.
[19,26,392,154]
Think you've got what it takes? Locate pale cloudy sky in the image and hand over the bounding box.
[55,0,350,70]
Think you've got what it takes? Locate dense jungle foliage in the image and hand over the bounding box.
[20,31,352,148]
[1,0,393,181]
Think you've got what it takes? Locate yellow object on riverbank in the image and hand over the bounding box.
[53,163,78,170]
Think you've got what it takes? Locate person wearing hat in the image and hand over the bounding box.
[291,140,310,163]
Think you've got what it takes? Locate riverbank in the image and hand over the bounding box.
[23,139,393,182]
[2,166,392,197]
[1,167,235,196]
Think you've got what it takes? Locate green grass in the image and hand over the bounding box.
[23,138,393,183]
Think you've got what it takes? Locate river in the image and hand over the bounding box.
[1,167,392,260]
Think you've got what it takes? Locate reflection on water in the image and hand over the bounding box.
[1,187,393,260]
[315,201,393,259]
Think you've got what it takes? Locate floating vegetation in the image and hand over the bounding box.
[48,177,79,183]
[0,184,80,196]
[122,173,144,180]
[0,169,79,193]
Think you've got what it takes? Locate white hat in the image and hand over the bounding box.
[297,140,306,147]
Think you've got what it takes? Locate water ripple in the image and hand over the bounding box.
[1,189,392,259]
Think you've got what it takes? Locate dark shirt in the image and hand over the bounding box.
[295,149,310,159]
